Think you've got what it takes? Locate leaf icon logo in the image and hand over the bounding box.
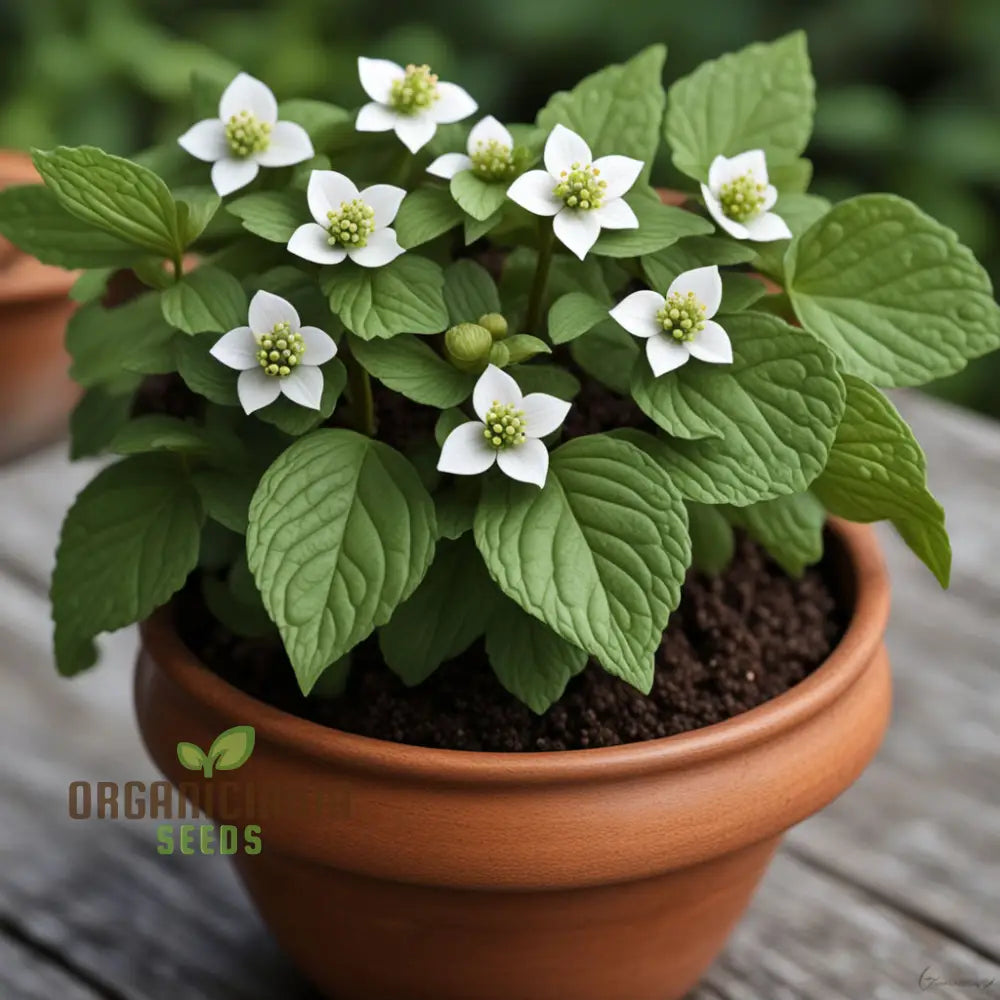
[176,725,256,778]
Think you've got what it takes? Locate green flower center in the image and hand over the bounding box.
[718,170,766,223]
[390,64,440,115]
[327,199,376,248]
[482,401,527,450]
[256,321,305,378]
[471,139,517,182]
[657,291,706,343]
[553,162,607,211]
[225,111,272,158]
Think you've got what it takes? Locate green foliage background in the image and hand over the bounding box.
[2,0,998,413]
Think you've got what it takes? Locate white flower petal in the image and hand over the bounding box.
[609,290,665,339]
[520,393,571,438]
[497,438,549,488]
[357,56,403,103]
[356,102,400,133]
[506,170,562,217]
[591,155,643,199]
[280,365,324,410]
[646,335,691,377]
[743,211,793,242]
[438,421,498,476]
[347,227,404,268]
[431,82,478,124]
[254,121,314,167]
[473,364,522,421]
[287,223,348,265]
[762,184,778,212]
[725,149,768,185]
[210,326,258,371]
[553,208,601,260]
[687,320,733,365]
[237,367,282,414]
[249,289,300,334]
[667,265,723,318]
[211,158,259,197]
[592,197,638,230]
[427,152,473,180]
[299,326,338,365]
[219,73,278,125]
[468,115,513,152]
[360,184,407,227]
[394,114,438,153]
[707,154,734,191]
[178,119,228,163]
[308,170,359,224]
[544,124,592,177]
[700,185,750,240]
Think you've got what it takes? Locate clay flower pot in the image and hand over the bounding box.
[0,151,80,462]
[135,519,891,1000]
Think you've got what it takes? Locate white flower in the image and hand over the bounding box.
[211,290,337,414]
[178,73,314,197]
[700,150,792,242]
[287,171,406,269]
[355,57,477,154]
[609,265,732,376]
[437,365,571,488]
[506,124,643,260]
[426,115,520,182]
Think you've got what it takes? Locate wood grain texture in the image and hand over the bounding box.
[0,391,997,999]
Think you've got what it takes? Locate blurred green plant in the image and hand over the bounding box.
[2,0,998,413]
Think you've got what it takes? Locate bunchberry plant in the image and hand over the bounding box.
[1,35,997,713]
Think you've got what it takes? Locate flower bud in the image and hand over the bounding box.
[477,312,508,341]
[488,341,510,368]
[444,323,493,373]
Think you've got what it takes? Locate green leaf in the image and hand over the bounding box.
[443,259,501,323]
[464,209,503,245]
[322,256,448,340]
[786,195,1000,387]
[161,266,248,334]
[349,334,474,408]
[475,434,690,691]
[502,335,551,364]
[721,273,768,312]
[227,190,306,243]
[193,468,257,535]
[33,146,182,257]
[175,186,221,245]
[538,45,666,177]
[549,291,611,344]
[751,192,830,281]
[0,185,140,268]
[507,364,581,401]
[632,313,845,505]
[642,236,756,290]
[726,493,825,576]
[435,487,476,540]
[173,333,239,406]
[208,725,256,771]
[811,376,950,586]
[591,191,713,258]
[69,381,140,460]
[253,361,347,435]
[108,415,217,457]
[51,454,204,675]
[686,503,735,573]
[570,319,639,395]
[247,430,437,692]
[379,535,500,685]
[277,99,349,145]
[70,268,116,304]
[666,32,815,181]
[395,186,465,248]
[450,171,508,222]
[486,598,588,714]
[176,742,207,771]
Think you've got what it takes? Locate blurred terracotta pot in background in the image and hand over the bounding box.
[0,151,79,463]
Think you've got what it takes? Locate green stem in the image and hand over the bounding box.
[345,349,376,436]
[525,221,555,337]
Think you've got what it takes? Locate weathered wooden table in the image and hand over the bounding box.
[1,391,997,1000]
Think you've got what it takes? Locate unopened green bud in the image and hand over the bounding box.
[477,312,508,341]
[445,323,493,373]
[488,341,510,367]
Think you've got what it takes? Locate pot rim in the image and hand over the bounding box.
[141,517,889,784]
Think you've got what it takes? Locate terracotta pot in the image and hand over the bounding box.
[135,520,891,1000]
[0,150,80,462]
